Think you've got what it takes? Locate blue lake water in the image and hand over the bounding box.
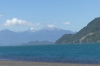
[0,43,100,64]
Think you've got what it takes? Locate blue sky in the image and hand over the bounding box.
[0,0,100,31]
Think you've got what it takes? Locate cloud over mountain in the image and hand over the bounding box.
[63,22,70,25]
[3,18,40,26]
[47,24,55,28]
[3,18,33,26]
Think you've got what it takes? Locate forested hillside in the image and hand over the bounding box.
[56,17,100,44]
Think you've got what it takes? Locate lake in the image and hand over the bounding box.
[0,43,100,64]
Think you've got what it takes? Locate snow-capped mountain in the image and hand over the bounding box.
[28,28,36,32]
[0,27,75,45]
[42,26,59,31]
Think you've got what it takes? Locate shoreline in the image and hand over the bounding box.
[0,60,100,66]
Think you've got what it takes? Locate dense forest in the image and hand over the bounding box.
[55,17,100,44]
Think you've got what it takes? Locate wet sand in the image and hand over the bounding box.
[0,60,100,66]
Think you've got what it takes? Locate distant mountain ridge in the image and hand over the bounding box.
[0,27,75,45]
[55,17,100,44]
[22,40,54,45]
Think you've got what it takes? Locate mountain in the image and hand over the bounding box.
[0,27,74,45]
[35,26,74,42]
[55,17,100,44]
[22,40,54,45]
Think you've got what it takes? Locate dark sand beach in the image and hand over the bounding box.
[0,60,100,66]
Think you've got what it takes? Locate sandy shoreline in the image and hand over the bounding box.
[0,60,99,66]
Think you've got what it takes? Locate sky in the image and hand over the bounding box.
[0,0,100,31]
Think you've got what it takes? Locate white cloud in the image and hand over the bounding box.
[47,24,55,28]
[29,28,36,31]
[3,18,40,26]
[0,14,3,17]
[4,18,33,26]
[63,22,70,25]
[30,28,35,30]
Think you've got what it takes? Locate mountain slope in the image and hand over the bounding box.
[55,17,100,44]
[22,40,54,45]
[0,27,74,45]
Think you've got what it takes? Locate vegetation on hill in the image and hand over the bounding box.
[55,17,100,44]
[22,40,54,45]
